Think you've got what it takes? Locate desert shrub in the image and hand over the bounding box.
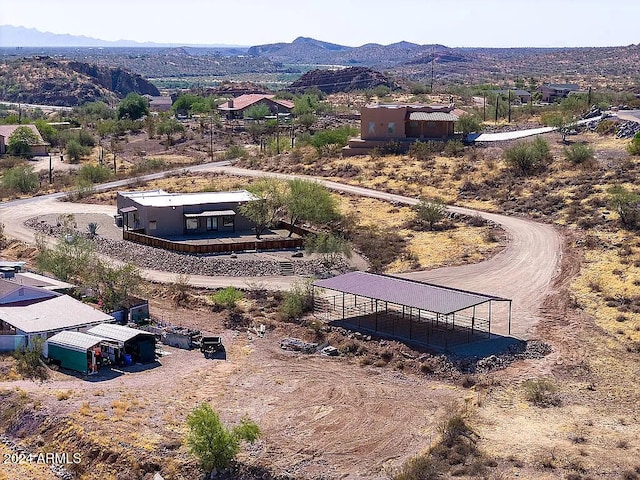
[596,119,617,135]
[224,144,248,160]
[628,132,640,155]
[351,225,406,272]
[65,139,91,163]
[564,143,595,165]
[1,165,38,193]
[186,403,260,472]
[77,163,112,184]
[444,139,465,157]
[608,185,640,229]
[211,287,243,310]
[523,378,561,407]
[503,136,550,175]
[280,279,314,321]
[310,126,357,154]
[408,140,443,161]
[131,158,166,174]
[168,273,191,307]
[383,140,403,154]
[14,337,47,379]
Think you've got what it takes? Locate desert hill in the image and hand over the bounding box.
[0,57,160,106]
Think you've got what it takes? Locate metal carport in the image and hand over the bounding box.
[313,272,512,349]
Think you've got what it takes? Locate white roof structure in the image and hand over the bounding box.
[0,295,114,335]
[87,323,153,344]
[46,331,104,353]
[119,189,257,208]
[14,272,75,291]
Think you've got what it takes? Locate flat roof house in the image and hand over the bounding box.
[0,124,49,156]
[218,94,294,120]
[343,103,463,156]
[117,189,258,237]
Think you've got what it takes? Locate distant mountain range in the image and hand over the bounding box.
[0,25,247,48]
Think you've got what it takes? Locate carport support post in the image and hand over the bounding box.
[375,300,378,331]
[48,154,52,184]
[488,301,492,337]
[508,300,512,335]
[472,305,476,335]
[342,292,345,321]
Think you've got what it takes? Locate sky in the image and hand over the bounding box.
[1,0,639,48]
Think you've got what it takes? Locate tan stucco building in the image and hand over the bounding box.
[0,124,49,156]
[343,103,463,156]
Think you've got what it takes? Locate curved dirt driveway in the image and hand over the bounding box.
[0,163,562,338]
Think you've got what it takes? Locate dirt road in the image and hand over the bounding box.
[0,163,562,338]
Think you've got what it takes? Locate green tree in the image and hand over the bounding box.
[243,103,270,120]
[157,117,185,148]
[296,112,317,132]
[413,198,446,230]
[78,101,115,121]
[36,234,96,282]
[7,126,39,156]
[14,336,47,379]
[97,119,116,141]
[239,178,284,239]
[34,119,58,146]
[541,111,573,142]
[66,139,89,163]
[608,186,640,230]
[172,94,201,116]
[310,126,356,155]
[284,179,339,236]
[186,403,260,472]
[280,278,315,320]
[457,114,482,135]
[117,93,150,120]
[89,262,142,312]
[1,165,39,193]
[304,232,352,269]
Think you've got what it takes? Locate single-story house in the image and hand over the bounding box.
[539,84,580,103]
[494,89,531,104]
[343,103,465,156]
[0,124,49,156]
[0,279,115,349]
[12,271,75,293]
[87,323,156,364]
[45,331,105,375]
[144,95,173,112]
[218,94,294,120]
[116,189,258,237]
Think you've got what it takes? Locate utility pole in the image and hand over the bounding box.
[275,105,280,155]
[483,92,486,121]
[48,154,53,184]
[209,110,214,160]
[495,95,499,124]
[430,47,435,93]
[508,89,512,123]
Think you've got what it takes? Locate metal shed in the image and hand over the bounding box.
[46,331,104,375]
[313,272,512,349]
[87,324,156,364]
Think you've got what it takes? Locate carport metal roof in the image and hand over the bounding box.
[47,331,104,353]
[87,323,153,344]
[184,210,236,218]
[313,271,509,316]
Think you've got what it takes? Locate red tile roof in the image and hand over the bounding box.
[218,94,294,111]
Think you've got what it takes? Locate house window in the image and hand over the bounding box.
[206,217,218,231]
[149,221,157,231]
[368,122,376,134]
[388,122,395,134]
[186,218,198,231]
[222,216,234,228]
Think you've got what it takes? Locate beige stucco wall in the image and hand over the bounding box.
[360,106,408,140]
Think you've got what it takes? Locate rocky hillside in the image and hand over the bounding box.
[288,67,399,94]
[0,57,159,106]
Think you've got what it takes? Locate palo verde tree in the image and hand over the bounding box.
[608,185,640,230]
[36,233,96,283]
[117,93,149,120]
[157,116,185,148]
[239,178,284,239]
[7,126,39,156]
[456,114,482,136]
[304,232,352,270]
[413,197,446,230]
[186,403,260,472]
[283,179,339,236]
[88,262,142,312]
